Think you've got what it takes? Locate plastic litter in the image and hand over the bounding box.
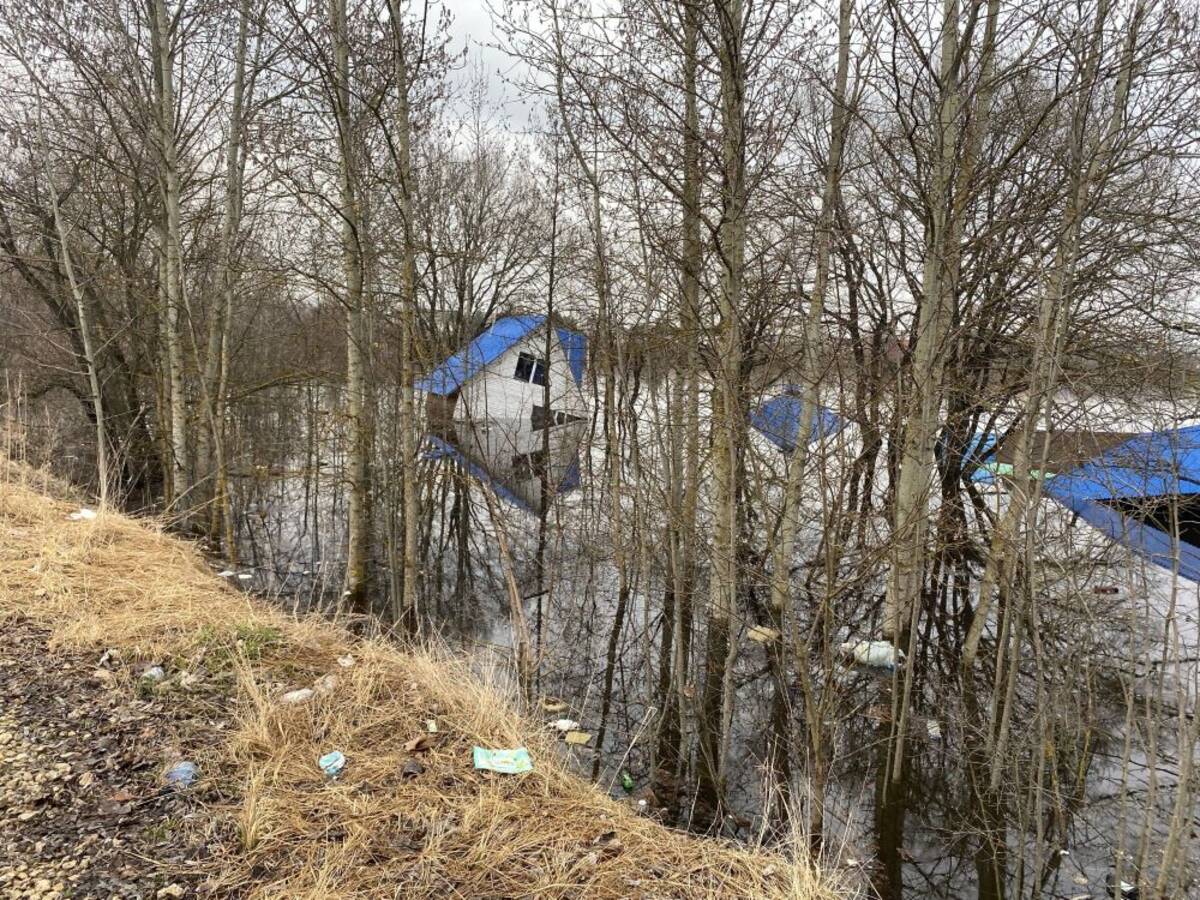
[282,688,315,704]
[472,747,533,774]
[313,674,337,694]
[621,770,635,793]
[337,654,356,668]
[67,508,97,521]
[1106,875,1138,899]
[426,719,438,734]
[164,760,198,789]
[551,718,580,733]
[319,750,346,777]
[927,719,942,740]
[839,640,905,672]
[565,731,592,746]
[217,570,235,578]
[401,758,425,779]
[237,573,253,581]
[140,665,166,683]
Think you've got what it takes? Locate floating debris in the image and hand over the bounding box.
[839,639,905,671]
[319,750,346,777]
[472,747,533,774]
[747,625,780,644]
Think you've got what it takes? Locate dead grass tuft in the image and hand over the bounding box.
[0,468,843,899]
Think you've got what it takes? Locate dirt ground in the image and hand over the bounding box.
[0,618,222,900]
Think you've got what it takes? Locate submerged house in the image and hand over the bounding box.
[1041,426,1200,583]
[973,426,1200,583]
[417,315,588,513]
[750,386,844,453]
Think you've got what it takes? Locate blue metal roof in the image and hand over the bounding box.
[1043,425,1200,582]
[424,435,535,513]
[416,315,586,396]
[424,435,583,515]
[750,390,843,453]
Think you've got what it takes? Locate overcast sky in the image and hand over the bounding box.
[444,0,540,133]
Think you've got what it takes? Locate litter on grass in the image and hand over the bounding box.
[313,674,337,693]
[337,654,356,668]
[472,747,533,774]
[164,760,198,789]
[540,697,568,713]
[67,508,97,521]
[425,719,438,733]
[551,718,580,733]
[217,570,235,578]
[282,688,315,704]
[564,731,592,746]
[141,665,165,682]
[319,750,346,777]
[237,573,253,581]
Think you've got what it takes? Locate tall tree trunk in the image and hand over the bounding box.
[149,0,190,523]
[697,0,746,826]
[765,0,854,836]
[387,0,422,633]
[44,162,108,508]
[202,0,252,556]
[331,0,372,617]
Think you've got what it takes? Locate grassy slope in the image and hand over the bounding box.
[0,466,839,899]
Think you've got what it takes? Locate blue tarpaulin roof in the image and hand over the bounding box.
[416,315,586,396]
[750,390,844,453]
[1043,425,1200,582]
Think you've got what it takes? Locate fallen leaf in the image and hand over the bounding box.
[404,735,433,753]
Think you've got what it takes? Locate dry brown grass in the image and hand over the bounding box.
[0,466,842,899]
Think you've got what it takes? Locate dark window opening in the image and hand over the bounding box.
[531,405,586,431]
[511,450,548,481]
[514,352,547,386]
[1101,494,1200,549]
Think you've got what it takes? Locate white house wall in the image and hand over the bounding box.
[451,328,588,509]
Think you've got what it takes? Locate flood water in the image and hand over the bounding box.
[216,404,1199,899]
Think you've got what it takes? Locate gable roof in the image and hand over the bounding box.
[416,315,587,396]
[1042,425,1200,582]
[424,435,583,515]
[750,389,844,453]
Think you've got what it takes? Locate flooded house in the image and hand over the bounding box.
[417,315,588,513]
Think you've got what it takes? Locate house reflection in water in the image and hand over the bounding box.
[418,315,588,512]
